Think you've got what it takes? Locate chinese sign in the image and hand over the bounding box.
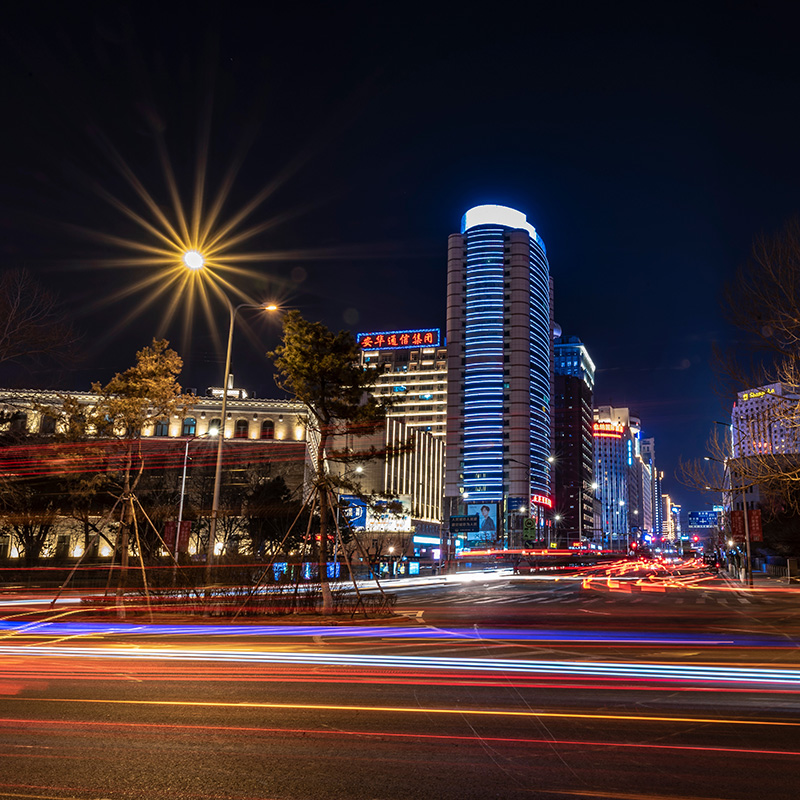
[449,515,479,533]
[593,421,624,439]
[530,494,553,509]
[357,328,441,350]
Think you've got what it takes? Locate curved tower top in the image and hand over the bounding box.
[461,204,546,252]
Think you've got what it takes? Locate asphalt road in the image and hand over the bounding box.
[1,563,799,800]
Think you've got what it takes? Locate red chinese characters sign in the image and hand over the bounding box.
[164,520,192,554]
[358,329,441,350]
[730,509,763,543]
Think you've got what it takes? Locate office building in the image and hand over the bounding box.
[358,328,447,438]
[731,383,800,457]
[593,406,644,549]
[444,204,554,544]
[553,335,595,544]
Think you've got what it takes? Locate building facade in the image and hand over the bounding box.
[553,335,595,545]
[445,204,554,542]
[358,328,447,439]
[731,383,800,458]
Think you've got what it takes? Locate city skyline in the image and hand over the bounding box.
[4,4,800,516]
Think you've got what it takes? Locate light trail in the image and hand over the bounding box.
[1,716,799,757]
[5,696,799,727]
[0,619,794,649]
[2,645,800,686]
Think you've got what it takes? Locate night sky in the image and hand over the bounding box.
[3,1,800,512]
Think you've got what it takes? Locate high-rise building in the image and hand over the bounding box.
[553,335,595,544]
[593,405,643,548]
[731,383,800,457]
[358,328,447,438]
[445,205,554,542]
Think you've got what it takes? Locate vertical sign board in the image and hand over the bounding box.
[748,509,763,542]
[730,510,745,542]
[730,510,764,542]
[164,521,192,554]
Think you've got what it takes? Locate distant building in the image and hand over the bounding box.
[553,335,595,545]
[731,383,800,457]
[593,406,651,549]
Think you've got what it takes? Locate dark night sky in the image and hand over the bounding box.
[3,1,800,511]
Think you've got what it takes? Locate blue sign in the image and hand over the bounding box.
[687,511,719,529]
[339,495,367,531]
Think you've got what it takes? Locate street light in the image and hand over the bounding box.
[206,298,279,577]
[182,250,205,270]
[182,252,280,580]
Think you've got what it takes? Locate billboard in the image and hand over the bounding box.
[339,495,368,531]
[340,495,411,532]
[449,515,479,534]
[466,502,499,545]
[368,496,412,532]
[357,328,440,351]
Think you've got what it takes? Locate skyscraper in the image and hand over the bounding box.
[553,335,595,544]
[445,205,553,541]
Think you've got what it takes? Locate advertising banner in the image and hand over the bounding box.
[339,495,368,531]
[163,520,192,554]
[466,502,499,546]
[730,511,746,542]
[748,509,763,542]
[367,496,412,532]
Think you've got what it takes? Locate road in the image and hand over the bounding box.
[1,561,799,799]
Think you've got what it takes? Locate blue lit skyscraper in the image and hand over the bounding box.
[445,205,553,534]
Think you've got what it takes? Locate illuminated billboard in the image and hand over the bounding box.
[593,422,624,439]
[530,494,553,509]
[357,328,440,350]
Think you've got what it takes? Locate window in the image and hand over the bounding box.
[208,418,222,436]
[154,419,169,437]
[261,420,275,440]
[182,417,197,437]
[39,415,56,435]
[234,419,249,439]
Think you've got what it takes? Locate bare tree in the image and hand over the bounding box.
[0,269,79,368]
[683,219,800,513]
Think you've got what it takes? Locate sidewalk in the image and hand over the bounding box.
[720,567,800,592]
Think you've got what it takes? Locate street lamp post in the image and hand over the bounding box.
[176,430,218,558]
[205,298,277,582]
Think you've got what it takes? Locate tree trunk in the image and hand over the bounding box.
[317,424,333,615]
[115,447,132,619]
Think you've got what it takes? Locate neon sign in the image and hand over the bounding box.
[358,328,440,350]
[741,387,776,401]
[593,422,624,439]
[530,494,553,509]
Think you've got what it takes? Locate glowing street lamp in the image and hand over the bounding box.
[182,250,205,270]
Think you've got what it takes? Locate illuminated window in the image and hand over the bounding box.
[182,417,197,437]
